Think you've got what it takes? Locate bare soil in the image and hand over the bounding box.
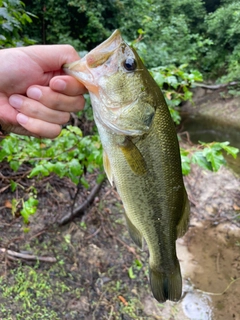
[0,158,240,319]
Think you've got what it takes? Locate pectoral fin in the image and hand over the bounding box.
[176,189,190,238]
[119,138,147,176]
[103,151,113,186]
[124,213,143,248]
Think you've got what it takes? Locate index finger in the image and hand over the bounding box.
[20,44,80,73]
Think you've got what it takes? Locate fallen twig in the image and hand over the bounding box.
[0,248,56,262]
[194,81,238,90]
[196,277,240,296]
[58,180,105,226]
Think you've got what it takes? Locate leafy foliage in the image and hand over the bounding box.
[20,0,240,81]
[181,142,239,175]
[205,1,240,81]
[0,0,35,47]
[0,126,103,184]
[150,64,203,124]
[0,127,104,222]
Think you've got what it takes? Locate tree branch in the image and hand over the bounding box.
[58,179,105,226]
[0,248,56,262]
[194,81,238,90]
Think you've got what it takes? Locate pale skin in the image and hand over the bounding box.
[0,44,86,138]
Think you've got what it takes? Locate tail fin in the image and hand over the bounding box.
[149,264,182,302]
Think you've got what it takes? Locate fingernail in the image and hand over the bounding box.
[9,95,23,109]
[17,113,28,124]
[52,79,66,91]
[27,87,42,100]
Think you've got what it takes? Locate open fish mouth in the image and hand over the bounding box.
[63,30,123,91]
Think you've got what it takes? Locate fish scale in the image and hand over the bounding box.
[64,29,190,302]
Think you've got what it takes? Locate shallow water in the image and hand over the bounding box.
[181,113,240,175]
[181,114,240,150]
[182,289,212,320]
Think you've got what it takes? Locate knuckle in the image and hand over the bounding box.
[63,45,80,61]
[59,112,70,125]
[24,99,40,116]
[72,95,85,112]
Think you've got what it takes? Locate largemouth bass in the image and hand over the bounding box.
[63,30,189,302]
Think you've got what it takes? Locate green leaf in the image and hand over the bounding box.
[28,165,50,178]
[52,162,67,177]
[0,149,7,161]
[20,197,39,224]
[152,72,165,86]
[219,142,239,159]
[203,148,226,172]
[169,107,181,124]
[181,154,191,175]
[134,259,143,270]
[96,173,106,184]
[166,75,178,88]
[10,160,20,171]
[69,159,82,176]
[128,266,136,279]
[183,90,193,101]
[66,125,83,136]
[10,180,17,192]
[191,151,212,171]
[80,176,89,189]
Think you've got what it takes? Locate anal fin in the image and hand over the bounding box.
[177,189,190,238]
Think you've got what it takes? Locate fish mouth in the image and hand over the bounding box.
[63,29,123,92]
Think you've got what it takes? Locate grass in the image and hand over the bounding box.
[0,261,83,320]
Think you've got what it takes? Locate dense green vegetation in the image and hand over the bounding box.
[2,0,239,80]
[0,0,239,222]
[17,0,239,81]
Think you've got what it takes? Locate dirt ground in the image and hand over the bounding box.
[0,156,240,319]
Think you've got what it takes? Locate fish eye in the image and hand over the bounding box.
[123,58,137,72]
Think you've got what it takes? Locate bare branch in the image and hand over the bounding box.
[58,179,105,226]
[0,248,56,262]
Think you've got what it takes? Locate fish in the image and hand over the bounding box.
[63,30,190,302]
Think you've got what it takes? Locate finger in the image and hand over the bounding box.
[9,94,71,124]
[50,75,88,96]
[26,86,85,112]
[17,113,62,139]
[20,44,80,73]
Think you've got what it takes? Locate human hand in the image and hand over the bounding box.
[0,45,86,138]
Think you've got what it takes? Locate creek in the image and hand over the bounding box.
[181,111,240,175]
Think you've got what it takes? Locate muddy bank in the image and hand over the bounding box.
[181,222,240,320]
[181,166,240,320]
[182,87,240,130]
